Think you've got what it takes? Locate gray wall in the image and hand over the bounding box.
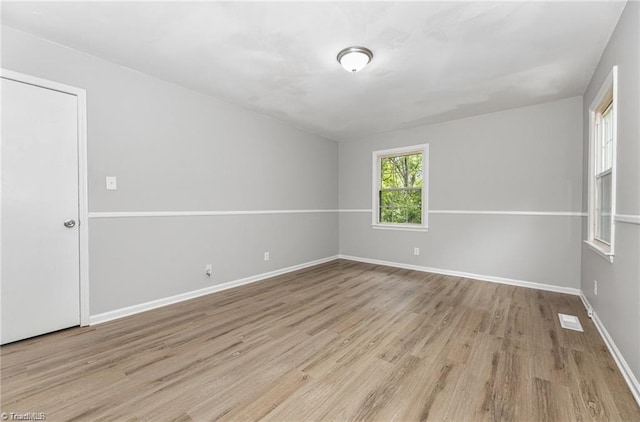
[339,96,584,289]
[1,26,339,315]
[581,1,640,385]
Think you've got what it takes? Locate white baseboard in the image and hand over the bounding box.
[91,253,579,322]
[89,255,339,325]
[338,254,581,296]
[579,292,640,406]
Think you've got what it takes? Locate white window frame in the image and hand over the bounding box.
[372,144,429,232]
[586,66,617,263]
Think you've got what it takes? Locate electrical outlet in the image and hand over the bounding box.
[264,252,270,261]
[205,264,212,277]
[105,176,117,190]
[414,247,420,256]
[594,280,598,296]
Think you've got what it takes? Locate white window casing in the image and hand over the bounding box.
[586,65,617,263]
[372,144,429,232]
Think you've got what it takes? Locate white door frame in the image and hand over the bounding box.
[1,68,90,326]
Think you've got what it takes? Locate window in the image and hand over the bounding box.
[587,66,617,262]
[372,144,428,231]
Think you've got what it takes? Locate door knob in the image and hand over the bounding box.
[63,219,76,228]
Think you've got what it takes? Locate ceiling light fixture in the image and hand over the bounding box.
[337,46,373,73]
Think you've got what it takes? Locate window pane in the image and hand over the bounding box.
[380,206,393,223]
[379,188,422,224]
[408,189,422,207]
[601,103,613,171]
[393,207,407,224]
[596,172,612,243]
[380,153,422,189]
[380,158,394,187]
[407,206,422,224]
[380,190,405,207]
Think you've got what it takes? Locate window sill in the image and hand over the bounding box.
[372,224,429,233]
[584,240,614,263]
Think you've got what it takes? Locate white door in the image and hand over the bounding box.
[1,76,81,344]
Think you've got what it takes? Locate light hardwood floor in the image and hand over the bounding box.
[2,259,639,421]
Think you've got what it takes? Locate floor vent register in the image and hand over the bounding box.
[558,313,584,332]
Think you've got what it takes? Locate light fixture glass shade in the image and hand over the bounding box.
[337,46,373,73]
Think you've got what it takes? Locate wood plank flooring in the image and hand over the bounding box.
[2,259,638,421]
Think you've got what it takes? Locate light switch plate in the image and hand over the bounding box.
[106,176,117,190]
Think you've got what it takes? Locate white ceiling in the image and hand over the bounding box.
[1,1,626,141]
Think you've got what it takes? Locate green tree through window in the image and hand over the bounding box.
[379,153,423,224]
